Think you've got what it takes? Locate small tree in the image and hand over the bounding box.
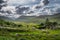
[45,18,49,24]
[45,18,50,29]
[52,22,58,29]
[38,23,46,29]
[53,22,57,26]
[40,23,44,26]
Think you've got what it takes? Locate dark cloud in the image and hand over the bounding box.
[32,0,49,9]
[35,6,41,9]
[42,0,49,5]
[28,11,34,14]
[0,0,5,4]
[16,6,30,14]
[0,0,7,9]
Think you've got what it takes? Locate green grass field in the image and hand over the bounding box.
[0,17,60,40]
[0,29,60,40]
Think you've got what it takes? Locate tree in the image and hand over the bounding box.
[18,24,22,27]
[52,22,58,29]
[38,23,46,29]
[45,18,49,24]
[40,23,44,26]
[53,22,57,26]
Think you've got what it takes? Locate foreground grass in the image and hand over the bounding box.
[0,28,60,40]
[0,19,60,40]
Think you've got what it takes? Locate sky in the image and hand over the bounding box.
[7,0,40,6]
[7,0,60,6]
[0,0,60,19]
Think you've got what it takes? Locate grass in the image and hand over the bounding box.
[0,36,15,40]
[0,18,60,40]
[0,28,60,40]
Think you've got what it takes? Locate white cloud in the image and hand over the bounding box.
[7,0,38,6]
[0,6,21,19]
[32,0,36,2]
[1,6,16,13]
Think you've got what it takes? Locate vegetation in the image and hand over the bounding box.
[0,18,60,40]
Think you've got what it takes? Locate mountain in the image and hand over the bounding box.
[51,13,60,19]
[0,16,11,20]
[36,13,60,19]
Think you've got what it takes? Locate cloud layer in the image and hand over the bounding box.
[0,0,60,19]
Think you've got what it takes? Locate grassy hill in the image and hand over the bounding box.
[0,18,60,40]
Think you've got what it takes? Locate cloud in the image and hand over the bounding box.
[7,0,39,6]
[16,6,30,15]
[40,0,49,6]
[1,6,16,13]
[30,0,49,11]
[15,0,60,16]
[0,12,21,19]
[28,0,60,16]
[32,0,36,2]
[0,6,21,19]
[0,0,60,19]
[0,0,7,9]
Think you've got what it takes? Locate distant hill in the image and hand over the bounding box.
[36,13,60,19]
[52,13,60,19]
[0,16,14,21]
[0,13,60,23]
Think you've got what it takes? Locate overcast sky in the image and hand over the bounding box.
[7,0,60,6]
[7,0,40,6]
[0,0,60,19]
